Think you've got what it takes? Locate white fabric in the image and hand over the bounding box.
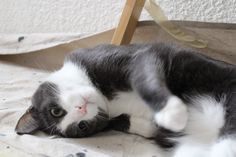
[0,34,87,54]
[0,61,166,157]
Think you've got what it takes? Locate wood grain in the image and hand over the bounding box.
[111,0,146,45]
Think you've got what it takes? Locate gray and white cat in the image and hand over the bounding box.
[16,43,236,157]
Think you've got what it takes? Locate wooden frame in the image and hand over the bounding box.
[111,0,146,45]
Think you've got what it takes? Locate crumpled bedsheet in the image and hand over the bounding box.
[0,34,88,55]
[0,61,167,157]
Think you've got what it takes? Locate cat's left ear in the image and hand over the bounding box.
[15,107,40,135]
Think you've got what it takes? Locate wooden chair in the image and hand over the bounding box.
[111,0,146,45]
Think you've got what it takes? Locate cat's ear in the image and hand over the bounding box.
[15,107,40,135]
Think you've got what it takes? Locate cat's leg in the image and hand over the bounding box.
[210,137,236,157]
[131,53,188,132]
[171,137,236,157]
[173,143,209,157]
[107,114,131,132]
[107,114,157,138]
[209,93,236,157]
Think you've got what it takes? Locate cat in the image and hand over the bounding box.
[15,43,236,157]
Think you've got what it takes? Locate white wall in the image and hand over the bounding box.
[156,0,236,23]
[0,0,236,34]
[0,0,127,34]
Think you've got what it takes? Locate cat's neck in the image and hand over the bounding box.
[47,61,92,86]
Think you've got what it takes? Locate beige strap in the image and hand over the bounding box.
[145,0,208,48]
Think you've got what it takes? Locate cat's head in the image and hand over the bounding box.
[15,62,109,137]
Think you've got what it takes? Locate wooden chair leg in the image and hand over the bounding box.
[111,0,146,45]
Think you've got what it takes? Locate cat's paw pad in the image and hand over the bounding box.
[154,96,188,132]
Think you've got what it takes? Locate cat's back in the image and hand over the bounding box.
[166,47,236,99]
[66,44,138,63]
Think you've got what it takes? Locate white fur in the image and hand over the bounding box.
[129,116,157,138]
[108,92,156,137]
[155,96,188,132]
[210,138,236,157]
[180,95,225,144]
[47,61,91,86]
[173,143,209,157]
[47,62,108,131]
[108,92,154,119]
[174,138,236,157]
[172,95,226,157]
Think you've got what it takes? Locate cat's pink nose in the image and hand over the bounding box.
[75,104,87,114]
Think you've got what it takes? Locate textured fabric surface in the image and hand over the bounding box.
[0,34,85,54]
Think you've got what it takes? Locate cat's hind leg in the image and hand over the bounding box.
[173,143,209,157]
[173,94,231,156]
[210,138,236,157]
[131,51,188,132]
[209,91,236,157]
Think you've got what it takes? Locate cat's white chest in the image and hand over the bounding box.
[108,91,154,120]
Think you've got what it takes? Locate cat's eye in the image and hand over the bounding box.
[50,108,65,118]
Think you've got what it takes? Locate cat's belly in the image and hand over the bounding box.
[107,91,157,138]
[108,91,155,120]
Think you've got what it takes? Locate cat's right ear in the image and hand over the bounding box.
[15,107,40,135]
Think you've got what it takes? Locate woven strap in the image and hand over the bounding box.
[145,0,208,48]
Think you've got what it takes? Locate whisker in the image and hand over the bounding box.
[98,112,108,117]
[96,113,109,121]
[50,127,56,135]
[43,122,56,131]
[98,107,111,118]
[49,124,60,136]
[47,83,59,94]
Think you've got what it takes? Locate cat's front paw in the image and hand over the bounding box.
[154,96,188,132]
[210,139,236,157]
